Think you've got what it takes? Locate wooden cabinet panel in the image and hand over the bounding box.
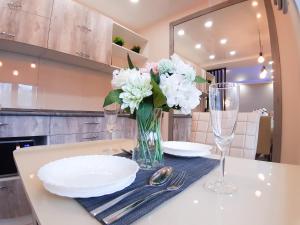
[48,0,112,64]
[0,0,53,18]
[50,116,104,135]
[0,178,31,219]
[49,132,104,144]
[0,116,50,137]
[0,6,50,47]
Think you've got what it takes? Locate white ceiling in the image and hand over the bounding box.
[75,0,204,30]
[174,0,272,69]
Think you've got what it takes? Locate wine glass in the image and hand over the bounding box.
[104,103,120,139]
[205,82,240,194]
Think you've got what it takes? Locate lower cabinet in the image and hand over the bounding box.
[0,177,32,223]
[49,132,105,145]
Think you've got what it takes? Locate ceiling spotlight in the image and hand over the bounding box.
[220,38,228,45]
[271,75,274,79]
[269,60,274,65]
[0,61,2,67]
[256,13,262,19]
[12,70,19,76]
[177,29,185,36]
[209,54,215,60]
[204,20,213,28]
[30,63,37,69]
[229,50,236,56]
[195,43,202,49]
[270,69,274,73]
[252,1,258,7]
[259,66,267,79]
[130,0,139,3]
[258,52,265,63]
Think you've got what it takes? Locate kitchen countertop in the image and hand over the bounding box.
[13,139,300,225]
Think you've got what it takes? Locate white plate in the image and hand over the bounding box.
[38,155,139,198]
[163,141,212,157]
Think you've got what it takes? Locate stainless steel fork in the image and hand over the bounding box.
[102,171,186,225]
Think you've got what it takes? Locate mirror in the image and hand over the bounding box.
[170,0,281,162]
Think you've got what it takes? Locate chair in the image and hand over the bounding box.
[190,112,261,159]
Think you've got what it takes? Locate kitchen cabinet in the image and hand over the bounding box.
[0,1,51,48]
[48,0,112,64]
[0,0,53,17]
[49,132,104,145]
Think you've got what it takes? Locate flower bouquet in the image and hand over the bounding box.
[103,54,206,169]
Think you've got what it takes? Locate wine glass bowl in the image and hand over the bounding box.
[205,82,240,194]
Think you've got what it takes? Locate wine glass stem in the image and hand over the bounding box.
[219,151,226,184]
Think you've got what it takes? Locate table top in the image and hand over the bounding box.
[14,139,300,225]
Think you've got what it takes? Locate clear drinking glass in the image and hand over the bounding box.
[104,104,120,139]
[205,82,240,194]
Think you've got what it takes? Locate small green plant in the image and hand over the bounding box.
[113,36,125,46]
[131,45,141,54]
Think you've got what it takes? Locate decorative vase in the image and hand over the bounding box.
[133,108,164,170]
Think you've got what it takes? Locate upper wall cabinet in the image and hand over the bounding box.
[0,0,52,47]
[48,0,113,65]
[0,0,53,18]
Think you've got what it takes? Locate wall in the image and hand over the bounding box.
[272,1,300,164]
[239,83,273,112]
[0,50,112,111]
[139,1,300,164]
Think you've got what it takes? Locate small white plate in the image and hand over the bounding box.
[38,155,139,198]
[163,141,212,157]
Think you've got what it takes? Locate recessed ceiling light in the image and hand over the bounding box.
[256,13,262,19]
[177,29,185,36]
[195,43,202,49]
[0,61,2,67]
[229,50,236,56]
[130,0,139,3]
[12,70,19,76]
[30,63,37,69]
[269,60,274,65]
[204,20,213,28]
[270,69,274,73]
[271,75,274,79]
[220,38,228,45]
[252,1,258,7]
[209,54,215,60]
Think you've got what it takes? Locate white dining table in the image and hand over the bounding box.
[14,139,300,225]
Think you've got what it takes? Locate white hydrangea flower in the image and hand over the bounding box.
[171,54,196,82]
[119,73,152,113]
[159,73,202,114]
[158,59,174,75]
[111,68,140,89]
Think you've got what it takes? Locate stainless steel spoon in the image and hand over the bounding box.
[89,166,173,216]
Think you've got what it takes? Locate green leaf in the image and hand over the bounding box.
[150,69,160,84]
[151,78,166,108]
[194,76,207,84]
[127,53,135,69]
[103,89,122,107]
[136,99,153,127]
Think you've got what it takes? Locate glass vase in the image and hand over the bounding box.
[133,108,164,170]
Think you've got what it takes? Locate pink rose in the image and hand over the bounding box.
[144,63,159,75]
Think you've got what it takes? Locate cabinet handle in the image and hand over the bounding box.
[76,51,90,59]
[82,135,99,140]
[76,25,92,33]
[0,186,8,191]
[7,1,22,10]
[83,122,101,125]
[0,123,8,126]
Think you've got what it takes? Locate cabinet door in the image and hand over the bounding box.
[85,10,112,64]
[48,0,112,64]
[0,0,53,18]
[0,6,50,47]
[48,0,90,58]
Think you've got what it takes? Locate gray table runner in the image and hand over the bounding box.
[75,154,219,225]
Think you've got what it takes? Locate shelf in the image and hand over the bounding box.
[113,22,148,52]
[112,43,148,68]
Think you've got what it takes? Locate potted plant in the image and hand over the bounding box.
[113,36,125,46]
[131,45,141,54]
